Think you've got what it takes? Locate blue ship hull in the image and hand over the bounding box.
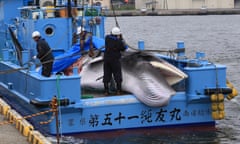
[0,57,230,135]
[0,0,238,136]
[0,76,215,135]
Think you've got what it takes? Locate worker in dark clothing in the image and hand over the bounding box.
[32,31,54,77]
[103,27,127,95]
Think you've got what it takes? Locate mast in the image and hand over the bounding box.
[67,0,72,18]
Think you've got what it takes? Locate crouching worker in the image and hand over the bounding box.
[103,27,128,95]
[76,26,95,57]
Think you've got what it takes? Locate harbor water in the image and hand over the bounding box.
[59,15,240,144]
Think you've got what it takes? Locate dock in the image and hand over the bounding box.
[105,8,240,16]
[0,114,29,144]
[0,98,52,144]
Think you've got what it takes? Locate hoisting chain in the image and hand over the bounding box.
[0,96,58,126]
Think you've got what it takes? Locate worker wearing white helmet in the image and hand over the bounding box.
[32,31,41,38]
[103,27,128,95]
[32,31,54,77]
[111,27,121,35]
[76,26,85,35]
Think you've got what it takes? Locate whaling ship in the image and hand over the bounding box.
[0,0,238,138]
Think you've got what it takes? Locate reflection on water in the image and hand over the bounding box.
[55,15,240,144]
[58,126,219,144]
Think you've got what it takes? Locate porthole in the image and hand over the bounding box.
[45,26,54,36]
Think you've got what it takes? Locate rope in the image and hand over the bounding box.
[126,44,178,59]
[214,64,220,94]
[1,4,178,76]
[0,109,55,126]
[88,0,95,57]
[0,67,28,74]
[38,49,53,62]
[0,96,58,126]
[50,96,60,144]
[56,75,63,136]
[79,0,85,33]
[0,120,14,126]
[0,44,179,75]
[110,0,119,28]
[109,0,176,56]
[0,47,95,75]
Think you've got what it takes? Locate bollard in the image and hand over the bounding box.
[22,50,29,65]
[73,67,78,75]
[8,82,13,90]
[29,62,36,71]
[196,52,205,59]
[176,41,185,57]
[2,49,9,61]
[138,40,145,50]
[0,98,11,115]
[28,130,52,144]
[16,118,34,136]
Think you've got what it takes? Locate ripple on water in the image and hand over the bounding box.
[62,15,240,144]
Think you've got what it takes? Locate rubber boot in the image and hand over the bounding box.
[104,83,109,96]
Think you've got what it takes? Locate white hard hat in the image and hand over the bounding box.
[77,26,85,34]
[111,27,121,35]
[32,31,41,38]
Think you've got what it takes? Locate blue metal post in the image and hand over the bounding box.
[29,62,36,71]
[196,52,205,59]
[2,49,9,61]
[177,41,185,57]
[138,40,144,50]
[22,50,28,65]
[73,67,78,75]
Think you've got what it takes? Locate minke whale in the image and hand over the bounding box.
[80,51,188,107]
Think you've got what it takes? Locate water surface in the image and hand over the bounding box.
[60,15,240,144]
